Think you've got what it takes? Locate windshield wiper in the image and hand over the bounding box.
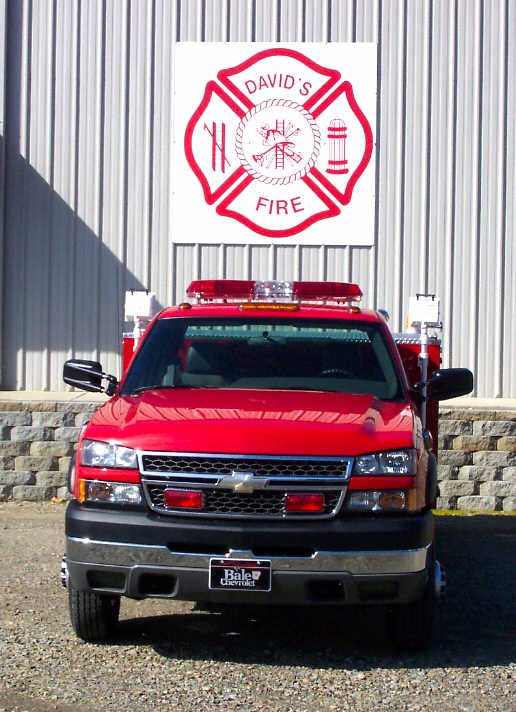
[285,386,339,392]
[130,385,173,394]
[130,384,210,395]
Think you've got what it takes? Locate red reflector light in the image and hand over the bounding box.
[164,489,203,509]
[285,493,325,513]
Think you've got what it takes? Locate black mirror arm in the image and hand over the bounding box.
[104,374,119,396]
[409,382,426,404]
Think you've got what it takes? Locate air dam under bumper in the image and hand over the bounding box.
[65,518,433,606]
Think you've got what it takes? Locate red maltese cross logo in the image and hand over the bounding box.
[185,49,373,239]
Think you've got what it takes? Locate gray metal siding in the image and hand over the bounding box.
[0,0,6,382]
[1,0,514,396]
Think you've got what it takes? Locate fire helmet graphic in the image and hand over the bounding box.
[184,49,373,239]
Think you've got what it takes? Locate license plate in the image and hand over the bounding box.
[209,558,272,592]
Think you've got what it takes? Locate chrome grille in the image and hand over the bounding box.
[141,453,349,478]
[139,452,351,519]
[145,484,342,518]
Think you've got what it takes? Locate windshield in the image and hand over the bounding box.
[121,317,405,401]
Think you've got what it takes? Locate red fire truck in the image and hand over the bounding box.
[61,280,472,647]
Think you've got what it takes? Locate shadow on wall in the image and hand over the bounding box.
[1,1,163,390]
[2,141,163,390]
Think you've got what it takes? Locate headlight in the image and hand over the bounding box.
[80,439,138,469]
[353,449,416,475]
[78,480,142,504]
[345,489,416,512]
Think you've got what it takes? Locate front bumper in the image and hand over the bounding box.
[65,502,434,605]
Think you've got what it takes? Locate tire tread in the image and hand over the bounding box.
[68,585,120,642]
[388,571,435,649]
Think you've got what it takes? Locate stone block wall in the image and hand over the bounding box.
[0,401,96,502]
[0,400,515,510]
[437,407,516,511]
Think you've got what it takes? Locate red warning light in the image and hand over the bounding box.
[186,279,362,303]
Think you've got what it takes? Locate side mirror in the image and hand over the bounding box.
[63,359,118,396]
[427,368,473,401]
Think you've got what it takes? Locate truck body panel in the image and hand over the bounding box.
[88,390,415,455]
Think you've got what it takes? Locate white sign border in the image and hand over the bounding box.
[172,42,377,246]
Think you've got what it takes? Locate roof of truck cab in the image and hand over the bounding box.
[157,303,383,322]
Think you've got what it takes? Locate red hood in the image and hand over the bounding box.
[85,390,415,456]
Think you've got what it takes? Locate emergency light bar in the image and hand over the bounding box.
[186,280,362,303]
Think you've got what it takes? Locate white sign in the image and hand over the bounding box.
[173,43,376,245]
[124,291,158,320]
[408,295,441,326]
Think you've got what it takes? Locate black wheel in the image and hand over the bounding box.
[388,567,436,649]
[67,458,75,494]
[68,583,120,642]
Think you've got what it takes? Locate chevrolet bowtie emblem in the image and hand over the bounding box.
[217,471,269,493]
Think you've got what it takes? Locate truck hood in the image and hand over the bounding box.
[86,389,415,456]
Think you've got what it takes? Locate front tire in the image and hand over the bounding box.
[388,567,436,649]
[68,584,120,642]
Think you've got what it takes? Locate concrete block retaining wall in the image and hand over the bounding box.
[0,401,90,502]
[436,407,516,511]
[0,401,515,510]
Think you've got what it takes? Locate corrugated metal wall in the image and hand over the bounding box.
[1,0,514,396]
[0,0,6,378]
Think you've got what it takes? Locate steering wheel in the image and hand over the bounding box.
[319,368,352,378]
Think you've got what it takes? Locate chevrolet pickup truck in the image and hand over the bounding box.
[61,279,473,647]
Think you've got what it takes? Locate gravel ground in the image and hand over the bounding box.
[0,503,514,712]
